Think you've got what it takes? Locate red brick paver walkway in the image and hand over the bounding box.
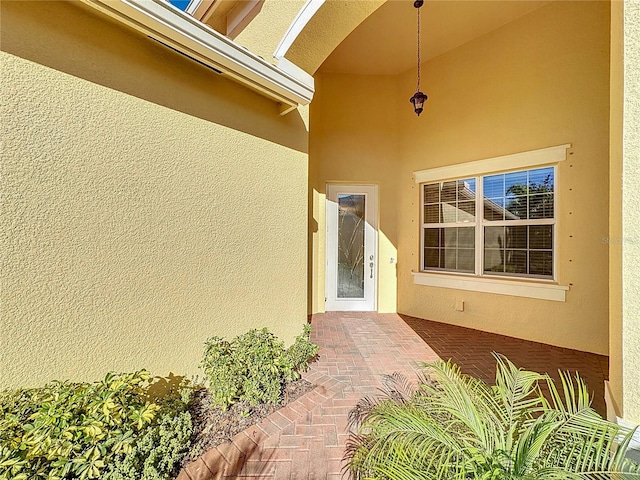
[178,312,608,480]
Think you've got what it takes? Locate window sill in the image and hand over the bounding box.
[411,272,569,302]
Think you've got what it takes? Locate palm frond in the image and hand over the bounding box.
[343,355,640,480]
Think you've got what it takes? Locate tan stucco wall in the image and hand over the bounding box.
[233,0,306,62]
[608,0,624,420]
[309,73,399,314]
[620,0,640,424]
[397,1,611,355]
[286,0,385,75]
[313,1,611,354]
[1,1,309,389]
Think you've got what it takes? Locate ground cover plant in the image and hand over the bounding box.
[0,371,193,480]
[345,354,640,479]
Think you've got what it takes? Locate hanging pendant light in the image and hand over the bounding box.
[410,0,428,116]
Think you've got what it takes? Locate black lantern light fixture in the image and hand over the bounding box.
[409,0,428,116]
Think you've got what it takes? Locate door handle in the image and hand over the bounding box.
[369,255,374,279]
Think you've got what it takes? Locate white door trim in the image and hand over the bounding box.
[325,184,378,312]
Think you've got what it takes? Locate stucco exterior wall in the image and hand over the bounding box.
[309,73,399,314]
[312,1,611,354]
[608,0,624,420]
[0,1,309,389]
[233,0,306,62]
[621,0,640,424]
[397,1,610,355]
[286,0,385,75]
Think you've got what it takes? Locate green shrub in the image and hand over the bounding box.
[200,325,318,410]
[344,355,640,479]
[0,371,193,480]
[103,411,192,480]
[288,325,319,374]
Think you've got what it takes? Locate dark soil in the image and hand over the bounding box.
[184,379,315,463]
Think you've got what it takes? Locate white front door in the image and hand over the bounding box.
[325,184,378,311]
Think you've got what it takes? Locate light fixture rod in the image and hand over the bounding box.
[416,4,421,91]
[409,0,428,116]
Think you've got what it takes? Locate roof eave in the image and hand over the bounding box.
[81,0,314,115]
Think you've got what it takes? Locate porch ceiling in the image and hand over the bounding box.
[320,0,549,75]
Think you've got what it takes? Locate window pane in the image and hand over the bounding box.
[463,178,476,193]
[506,226,527,249]
[457,227,475,248]
[505,195,527,220]
[484,174,504,198]
[529,194,554,219]
[444,227,458,247]
[441,181,457,203]
[505,250,528,274]
[444,248,457,269]
[441,203,458,223]
[530,225,553,249]
[528,167,554,219]
[505,171,528,195]
[424,183,439,203]
[530,251,553,276]
[424,248,441,269]
[484,198,505,221]
[424,179,476,225]
[425,204,440,223]
[484,224,553,277]
[457,248,475,272]
[457,201,476,222]
[424,228,440,248]
[529,167,554,189]
[484,226,505,249]
[423,227,475,273]
[484,249,504,273]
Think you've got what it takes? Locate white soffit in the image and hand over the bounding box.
[82,0,314,115]
[414,144,571,183]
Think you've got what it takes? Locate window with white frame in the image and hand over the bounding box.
[421,166,555,279]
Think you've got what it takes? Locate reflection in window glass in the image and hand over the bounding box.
[421,166,555,279]
[423,179,476,225]
[484,225,553,278]
[423,227,475,273]
[483,167,554,222]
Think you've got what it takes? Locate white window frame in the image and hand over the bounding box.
[412,144,571,302]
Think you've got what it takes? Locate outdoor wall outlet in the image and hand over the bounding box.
[390,257,395,264]
[455,301,465,312]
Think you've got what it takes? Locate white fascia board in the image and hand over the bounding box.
[414,144,571,184]
[82,0,314,114]
[185,0,200,15]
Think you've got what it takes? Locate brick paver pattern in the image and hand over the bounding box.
[178,312,608,480]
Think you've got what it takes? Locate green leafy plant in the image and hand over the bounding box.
[344,354,640,479]
[200,325,318,410]
[288,324,319,374]
[103,410,192,480]
[0,371,193,480]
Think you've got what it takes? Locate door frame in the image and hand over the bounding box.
[325,183,378,312]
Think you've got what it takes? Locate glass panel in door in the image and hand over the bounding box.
[337,194,365,298]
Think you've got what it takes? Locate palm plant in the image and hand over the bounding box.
[344,355,640,479]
